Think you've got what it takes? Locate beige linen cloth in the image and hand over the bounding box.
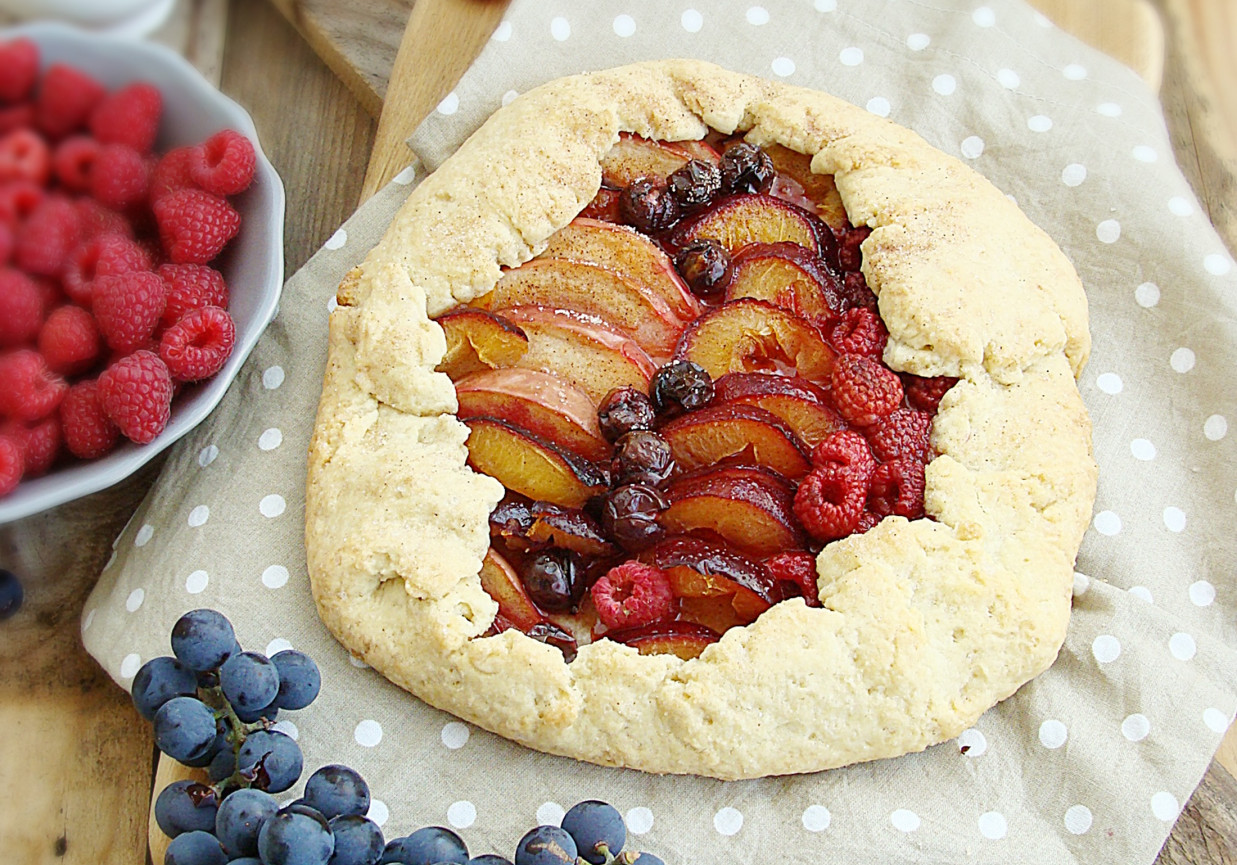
[83,1,1237,862]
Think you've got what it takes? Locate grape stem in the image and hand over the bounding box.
[195,683,270,792]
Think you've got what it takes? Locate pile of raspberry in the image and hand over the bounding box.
[0,37,255,498]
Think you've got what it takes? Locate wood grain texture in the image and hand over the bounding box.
[1034,0,1165,89]
[1156,762,1237,865]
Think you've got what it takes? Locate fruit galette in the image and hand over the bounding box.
[306,61,1097,779]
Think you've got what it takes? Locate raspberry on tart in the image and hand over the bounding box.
[307,61,1097,781]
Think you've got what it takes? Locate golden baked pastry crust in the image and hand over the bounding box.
[305,60,1097,780]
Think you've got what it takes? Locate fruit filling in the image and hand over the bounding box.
[435,133,957,661]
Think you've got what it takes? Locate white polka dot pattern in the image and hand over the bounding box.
[354,720,382,747]
[713,807,743,836]
[1039,720,1068,749]
[1064,805,1093,835]
[890,809,921,832]
[626,806,654,835]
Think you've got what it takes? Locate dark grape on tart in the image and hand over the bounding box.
[432,135,957,661]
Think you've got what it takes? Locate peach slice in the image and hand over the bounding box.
[659,403,812,479]
[435,307,528,380]
[479,547,542,632]
[463,415,609,509]
[605,620,720,660]
[660,464,805,555]
[673,298,838,384]
[640,535,781,625]
[726,242,844,325]
[475,259,685,354]
[666,193,823,256]
[666,139,722,165]
[454,368,609,462]
[537,218,703,321]
[501,305,658,403]
[601,132,692,187]
[713,372,846,448]
[763,144,849,229]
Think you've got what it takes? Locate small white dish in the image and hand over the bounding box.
[0,22,286,524]
[0,0,174,37]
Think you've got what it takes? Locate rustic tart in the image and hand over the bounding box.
[305,60,1096,780]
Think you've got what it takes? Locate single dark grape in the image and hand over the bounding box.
[514,825,577,865]
[467,857,514,865]
[561,801,626,864]
[719,141,775,193]
[164,830,227,865]
[208,746,236,783]
[611,430,673,487]
[153,696,219,763]
[304,764,370,820]
[600,484,667,551]
[649,361,713,416]
[667,159,722,211]
[0,568,23,620]
[379,826,469,865]
[228,859,262,865]
[631,854,665,865]
[219,651,280,716]
[596,387,655,442]
[672,239,731,298]
[180,720,228,769]
[233,700,278,724]
[618,176,678,234]
[196,669,220,690]
[521,551,577,612]
[236,729,303,794]
[170,609,237,672]
[257,805,334,865]
[154,780,218,839]
[272,650,322,710]
[215,787,279,858]
[132,656,200,721]
[328,815,385,865]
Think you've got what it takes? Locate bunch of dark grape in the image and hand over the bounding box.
[142,610,665,865]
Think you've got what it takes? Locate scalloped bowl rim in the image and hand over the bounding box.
[0,22,286,525]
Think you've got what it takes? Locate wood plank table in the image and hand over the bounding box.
[0,1,1234,863]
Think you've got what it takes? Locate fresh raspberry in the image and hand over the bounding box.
[35,64,106,140]
[159,305,235,382]
[148,145,203,202]
[839,272,878,313]
[89,83,162,153]
[38,305,101,376]
[62,232,151,306]
[97,350,173,444]
[0,104,34,136]
[52,136,100,192]
[31,277,60,318]
[92,270,166,354]
[0,222,11,265]
[158,263,228,326]
[74,198,131,240]
[590,561,675,630]
[191,129,255,196]
[867,458,926,519]
[1,416,61,477]
[830,306,887,358]
[855,510,882,533]
[0,349,67,422]
[903,374,958,414]
[91,143,149,211]
[834,224,871,272]
[14,195,82,277]
[0,128,51,185]
[809,429,877,483]
[0,268,44,347]
[764,551,821,607]
[793,464,866,542]
[0,39,39,103]
[0,179,44,226]
[0,434,21,496]
[830,354,903,427]
[153,189,240,264]
[59,378,119,459]
[867,408,933,463]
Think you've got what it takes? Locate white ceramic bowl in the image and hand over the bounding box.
[0,22,286,524]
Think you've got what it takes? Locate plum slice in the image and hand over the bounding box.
[601,133,692,187]
[659,402,812,479]
[713,371,846,448]
[639,536,782,628]
[665,193,823,256]
[673,297,837,383]
[536,218,703,321]
[435,307,528,380]
[463,416,608,509]
[489,498,616,558]
[725,242,844,325]
[659,464,805,555]
[762,144,849,230]
[476,259,687,355]
[479,547,542,632]
[455,367,609,462]
[605,620,720,660]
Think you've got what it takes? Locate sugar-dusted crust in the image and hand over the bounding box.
[305,60,1097,779]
